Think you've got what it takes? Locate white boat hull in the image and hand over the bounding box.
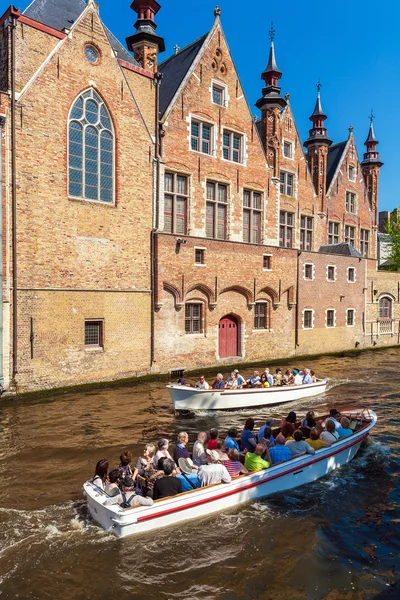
[167,380,327,411]
[83,410,376,538]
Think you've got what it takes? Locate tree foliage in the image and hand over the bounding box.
[384,214,400,271]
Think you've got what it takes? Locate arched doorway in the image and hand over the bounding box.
[219,315,239,358]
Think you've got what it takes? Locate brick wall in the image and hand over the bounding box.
[365,264,400,347]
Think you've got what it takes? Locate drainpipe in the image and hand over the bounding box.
[150,72,163,367]
[0,115,5,388]
[11,13,18,382]
[294,250,301,349]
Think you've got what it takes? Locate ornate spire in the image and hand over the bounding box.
[126,0,165,71]
[304,79,331,148]
[256,23,286,111]
[361,111,383,168]
[365,109,378,144]
[214,6,221,17]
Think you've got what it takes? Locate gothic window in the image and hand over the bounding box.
[164,172,188,234]
[379,297,392,320]
[191,120,213,155]
[68,89,114,203]
[328,221,339,244]
[243,190,262,244]
[280,171,294,196]
[222,130,243,163]
[300,216,313,251]
[279,211,294,247]
[360,229,370,257]
[185,303,203,334]
[206,182,228,240]
[344,225,355,247]
[254,302,270,330]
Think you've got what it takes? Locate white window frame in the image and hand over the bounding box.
[189,115,216,157]
[280,170,296,198]
[328,221,340,245]
[222,129,245,165]
[344,224,356,247]
[348,165,356,182]
[303,263,315,281]
[326,264,336,282]
[210,79,229,108]
[325,309,336,328]
[302,309,315,330]
[346,308,356,327]
[347,267,356,283]
[263,254,272,271]
[194,246,206,267]
[345,191,357,214]
[282,138,294,160]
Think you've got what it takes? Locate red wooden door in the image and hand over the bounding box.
[219,315,238,358]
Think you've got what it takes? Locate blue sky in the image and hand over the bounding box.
[7,0,400,211]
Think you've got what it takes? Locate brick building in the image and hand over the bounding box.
[0,0,398,392]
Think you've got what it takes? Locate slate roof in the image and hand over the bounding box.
[319,242,362,257]
[326,141,347,190]
[23,0,140,67]
[158,34,208,118]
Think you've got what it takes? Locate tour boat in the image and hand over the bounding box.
[167,379,327,411]
[83,409,376,538]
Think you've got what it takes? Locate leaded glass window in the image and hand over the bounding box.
[69,89,114,203]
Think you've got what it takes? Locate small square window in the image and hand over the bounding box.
[303,310,313,329]
[348,267,355,282]
[347,309,355,326]
[85,320,103,347]
[348,166,356,182]
[195,249,205,264]
[326,310,335,328]
[283,141,293,159]
[327,266,336,281]
[304,264,313,280]
[212,84,225,106]
[263,255,272,270]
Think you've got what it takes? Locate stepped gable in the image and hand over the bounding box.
[319,242,362,257]
[24,0,140,67]
[158,35,208,118]
[326,141,347,190]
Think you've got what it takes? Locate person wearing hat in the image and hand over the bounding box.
[233,369,246,388]
[198,449,232,487]
[292,369,303,385]
[105,476,154,507]
[177,457,200,492]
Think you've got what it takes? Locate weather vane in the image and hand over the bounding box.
[214,6,221,17]
[317,77,322,93]
[369,109,375,124]
[269,22,275,42]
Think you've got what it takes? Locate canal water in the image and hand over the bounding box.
[0,348,399,599]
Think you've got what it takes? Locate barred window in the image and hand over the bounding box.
[360,229,369,257]
[223,130,243,163]
[243,190,262,243]
[254,302,269,330]
[279,211,294,247]
[346,192,357,214]
[206,182,227,240]
[328,221,339,244]
[185,304,203,334]
[191,120,212,155]
[300,216,313,251]
[344,225,355,247]
[280,171,294,196]
[164,172,188,234]
[69,89,114,203]
[85,320,103,347]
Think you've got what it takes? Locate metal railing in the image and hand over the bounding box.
[379,319,394,335]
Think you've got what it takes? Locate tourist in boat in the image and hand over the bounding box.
[198,449,232,486]
[233,369,246,387]
[212,373,225,389]
[285,430,316,457]
[173,431,190,463]
[105,469,121,497]
[118,451,138,481]
[92,459,108,491]
[326,408,341,429]
[320,419,340,446]
[247,370,261,387]
[136,444,156,477]
[284,369,294,384]
[259,373,270,388]
[306,428,327,450]
[215,439,229,462]
[145,457,167,498]
[281,423,295,441]
[207,428,219,450]
[268,434,292,464]
[293,369,303,385]
[282,411,297,432]
[224,427,241,452]
[223,448,249,478]
[310,370,317,382]
[337,417,353,439]
[192,431,208,466]
[241,418,257,451]
[244,443,271,471]
[263,368,274,387]
[153,458,183,500]
[274,368,283,386]
[111,477,154,508]
[258,418,275,440]
[153,438,173,467]
[226,372,240,389]
[177,457,200,491]
[302,368,313,384]
[301,411,316,428]
[195,374,209,390]
[300,417,316,439]
[259,427,275,448]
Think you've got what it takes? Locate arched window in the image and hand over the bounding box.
[68,89,114,204]
[379,297,393,320]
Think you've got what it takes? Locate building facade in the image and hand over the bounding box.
[0,0,398,392]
